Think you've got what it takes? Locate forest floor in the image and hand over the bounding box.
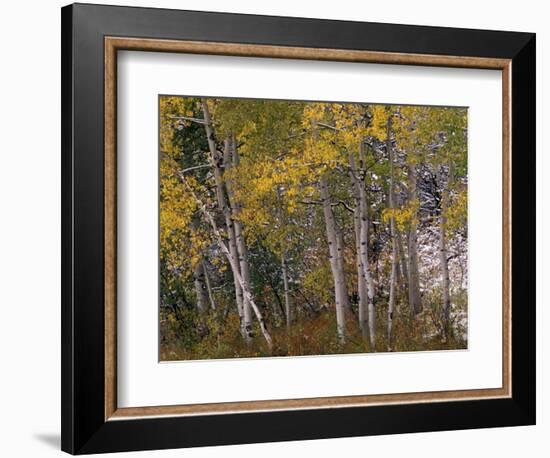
[160,307,467,361]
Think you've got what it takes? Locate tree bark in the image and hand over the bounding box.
[190,216,209,314]
[439,215,451,337]
[335,224,351,315]
[439,163,453,339]
[407,163,423,316]
[186,181,274,349]
[202,260,217,311]
[320,176,350,343]
[235,218,253,340]
[354,205,369,339]
[349,150,374,345]
[358,167,376,349]
[396,228,409,297]
[225,134,254,342]
[192,259,209,314]
[200,100,245,333]
[387,115,397,350]
[281,253,292,332]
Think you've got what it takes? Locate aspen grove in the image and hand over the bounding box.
[159,96,468,360]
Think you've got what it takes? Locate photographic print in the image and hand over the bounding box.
[62,7,534,451]
[159,96,468,361]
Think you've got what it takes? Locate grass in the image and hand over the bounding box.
[160,300,467,361]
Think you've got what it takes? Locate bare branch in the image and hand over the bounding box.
[299,200,323,206]
[332,200,355,213]
[167,115,210,125]
[180,163,212,174]
[317,122,342,132]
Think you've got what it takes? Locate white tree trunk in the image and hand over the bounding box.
[192,259,209,314]
[439,213,451,336]
[202,260,217,311]
[235,219,253,340]
[190,217,209,314]
[185,181,274,349]
[225,135,254,342]
[320,176,349,343]
[349,150,373,345]
[335,225,351,315]
[439,164,452,339]
[407,164,423,316]
[396,229,409,297]
[387,116,397,350]
[407,229,422,314]
[354,207,369,339]
[357,170,376,349]
[281,253,292,332]
[387,242,397,350]
[201,100,244,332]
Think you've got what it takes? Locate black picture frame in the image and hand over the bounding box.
[61,3,536,454]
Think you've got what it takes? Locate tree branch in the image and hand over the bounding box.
[167,115,210,125]
[180,163,212,174]
[299,199,323,206]
[332,200,355,213]
[317,122,342,132]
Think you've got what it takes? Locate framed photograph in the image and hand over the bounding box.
[61,3,536,454]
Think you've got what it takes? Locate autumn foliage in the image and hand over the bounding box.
[159,96,468,360]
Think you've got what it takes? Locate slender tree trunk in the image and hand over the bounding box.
[294,287,318,315]
[387,240,398,350]
[225,134,254,342]
[276,184,292,332]
[439,164,453,339]
[258,267,286,320]
[439,216,451,337]
[235,220,253,340]
[397,229,409,296]
[407,229,422,314]
[407,163,423,316]
[395,246,403,291]
[349,150,373,344]
[320,176,350,343]
[313,121,349,343]
[359,174,376,349]
[387,115,397,350]
[281,253,292,332]
[192,260,209,314]
[186,182,274,349]
[202,260,216,311]
[354,206,369,339]
[335,224,351,315]
[190,217,209,314]
[200,101,245,332]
